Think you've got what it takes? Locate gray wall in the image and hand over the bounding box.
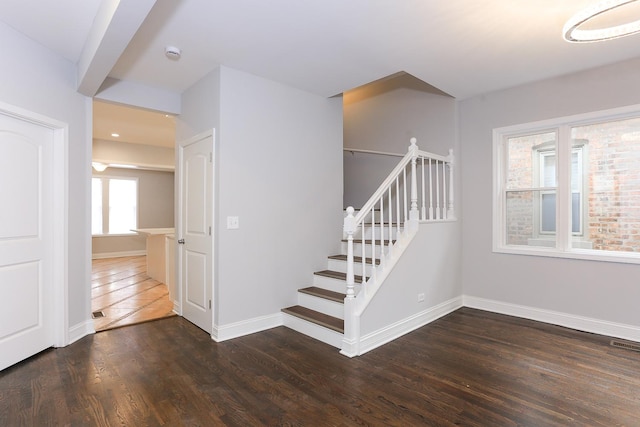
[92,168,175,257]
[459,58,640,327]
[361,222,461,335]
[343,86,458,208]
[0,21,91,331]
[343,81,462,339]
[177,65,343,328]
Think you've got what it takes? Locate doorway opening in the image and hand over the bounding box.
[91,100,177,331]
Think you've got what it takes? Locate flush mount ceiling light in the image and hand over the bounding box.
[92,162,108,172]
[563,0,640,42]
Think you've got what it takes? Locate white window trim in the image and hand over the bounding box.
[493,103,640,265]
[92,174,139,236]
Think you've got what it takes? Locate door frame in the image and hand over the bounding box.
[176,129,215,333]
[0,100,68,347]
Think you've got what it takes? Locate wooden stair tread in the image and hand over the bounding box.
[299,286,345,303]
[282,305,344,333]
[328,254,380,265]
[314,269,367,282]
[341,239,395,244]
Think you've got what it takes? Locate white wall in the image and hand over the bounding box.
[177,66,343,329]
[0,22,91,332]
[459,58,640,332]
[343,86,457,208]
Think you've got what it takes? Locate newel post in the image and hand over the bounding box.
[343,206,356,298]
[447,148,456,220]
[408,138,420,231]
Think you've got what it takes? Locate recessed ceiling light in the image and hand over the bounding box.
[111,133,120,137]
[563,0,640,42]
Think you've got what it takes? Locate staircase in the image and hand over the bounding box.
[281,138,455,355]
[281,220,389,348]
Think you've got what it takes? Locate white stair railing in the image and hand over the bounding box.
[341,138,454,356]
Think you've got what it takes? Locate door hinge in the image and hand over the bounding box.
[208,299,212,309]
[209,226,212,236]
[209,152,213,163]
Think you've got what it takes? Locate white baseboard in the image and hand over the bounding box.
[92,250,146,260]
[212,313,283,342]
[464,295,640,343]
[66,320,95,346]
[357,296,464,356]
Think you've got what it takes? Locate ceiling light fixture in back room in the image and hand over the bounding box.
[563,0,640,42]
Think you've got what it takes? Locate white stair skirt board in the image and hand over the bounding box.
[463,296,640,344]
[351,296,463,357]
[297,293,344,319]
[212,313,283,342]
[282,312,343,348]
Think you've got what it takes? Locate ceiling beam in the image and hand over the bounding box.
[77,0,157,96]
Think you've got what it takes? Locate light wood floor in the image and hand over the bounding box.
[92,255,175,331]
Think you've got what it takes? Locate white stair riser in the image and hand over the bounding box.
[312,275,364,294]
[282,313,343,348]
[327,259,373,276]
[297,293,344,319]
[341,242,386,258]
[350,226,402,240]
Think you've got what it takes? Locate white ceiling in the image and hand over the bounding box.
[2,0,640,146]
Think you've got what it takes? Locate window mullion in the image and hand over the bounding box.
[102,178,109,234]
[556,126,571,251]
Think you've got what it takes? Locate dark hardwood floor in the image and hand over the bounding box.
[1,307,640,426]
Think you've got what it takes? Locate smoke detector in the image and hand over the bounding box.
[165,46,181,60]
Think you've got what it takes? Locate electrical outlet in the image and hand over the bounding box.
[226,216,239,229]
[417,293,425,302]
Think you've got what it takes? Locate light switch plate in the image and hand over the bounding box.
[227,216,239,229]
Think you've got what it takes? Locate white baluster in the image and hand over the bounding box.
[442,158,447,220]
[403,168,407,223]
[408,138,419,230]
[436,160,441,220]
[428,158,434,220]
[421,157,426,220]
[396,178,401,235]
[448,149,455,219]
[388,187,393,254]
[361,221,366,283]
[343,206,356,298]
[370,207,376,281]
[379,198,385,267]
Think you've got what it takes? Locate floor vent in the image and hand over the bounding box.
[610,340,640,352]
[92,311,105,319]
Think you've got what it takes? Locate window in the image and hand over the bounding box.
[92,176,138,235]
[494,105,640,264]
[537,146,584,235]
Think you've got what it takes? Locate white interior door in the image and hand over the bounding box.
[178,130,214,333]
[0,112,55,370]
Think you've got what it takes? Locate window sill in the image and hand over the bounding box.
[494,245,640,265]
